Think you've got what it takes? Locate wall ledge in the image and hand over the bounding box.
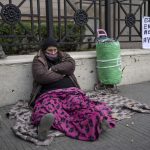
[1,49,150,107]
[121,49,150,56]
[0,49,150,65]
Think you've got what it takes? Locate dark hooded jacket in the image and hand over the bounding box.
[28,50,80,107]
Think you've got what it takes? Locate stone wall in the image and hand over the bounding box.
[1,50,150,107]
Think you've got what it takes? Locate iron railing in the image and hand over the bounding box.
[112,0,150,42]
[0,0,150,54]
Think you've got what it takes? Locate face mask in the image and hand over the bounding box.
[45,52,58,62]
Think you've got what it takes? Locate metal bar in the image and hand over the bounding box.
[9,0,12,4]
[133,3,143,16]
[129,0,132,14]
[18,14,36,17]
[118,25,126,38]
[129,27,131,41]
[80,0,82,9]
[86,24,95,35]
[118,2,127,15]
[60,16,99,19]
[84,0,129,6]
[57,0,61,40]
[148,0,150,16]
[85,2,93,12]
[118,1,120,40]
[144,0,146,16]
[79,26,82,46]
[113,0,116,38]
[129,0,132,42]
[116,25,126,39]
[116,19,141,21]
[64,0,67,37]
[45,0,53,37]
[117,3,142,6]
[37,0,41,41]
[99,0,102,28]
[18,0,26,8]
[66,0,76,12]
[133,25,141,37]
[93,0,97,38]
[134,2,143,15]
[140,2,142,37]
[105,0,111,36]
[30,0,34,34]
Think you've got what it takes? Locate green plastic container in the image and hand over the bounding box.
[96,29,122,85]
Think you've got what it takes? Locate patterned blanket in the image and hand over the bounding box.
[7,90,150,145]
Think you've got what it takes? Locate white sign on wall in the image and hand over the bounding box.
[142,16,150,49]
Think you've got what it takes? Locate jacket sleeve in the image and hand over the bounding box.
[32,56,64,85]
[51,52,75,75]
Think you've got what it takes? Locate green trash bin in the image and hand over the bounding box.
[96,29,122,85]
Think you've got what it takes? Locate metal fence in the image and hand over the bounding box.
[0,0,150,54]
[110,0,150,42]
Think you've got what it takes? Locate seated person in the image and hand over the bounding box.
[29,37,115,141]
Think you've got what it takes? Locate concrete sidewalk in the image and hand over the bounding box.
[0,81,150,150]
[119,81,150,105]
